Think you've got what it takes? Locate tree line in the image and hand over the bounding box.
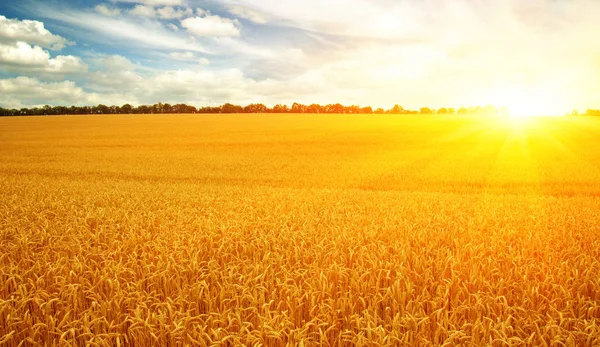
[0,102,511,117]
[569,109,600,116]
[0,102,595,117]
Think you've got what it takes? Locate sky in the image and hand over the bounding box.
[1,0,600,114]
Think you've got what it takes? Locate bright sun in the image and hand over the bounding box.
[491,87,569,119]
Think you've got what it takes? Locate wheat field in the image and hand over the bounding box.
[1,114,600,346]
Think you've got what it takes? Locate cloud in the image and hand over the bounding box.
[29,6,208,53]
[95,4,121,17]
[181,13,241,37]
[156,6,194,19]
[128,5,193,19]
[128,5,156,17]
[169,51,195,61]
[168,52,209,65]
[0,15,72,50]
[228,5,269,24]
[0,42,88,74]
[110,0,183,5]
[0,16,86,75]
[97,54,136,72]
[0,42,50,67]
[0,77,133,108]
[86,55,145,94]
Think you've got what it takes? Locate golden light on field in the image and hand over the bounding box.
[2,114,600,346]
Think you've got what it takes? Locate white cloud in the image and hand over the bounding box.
[0,77,133,108]
[0,42,87,74]
[87,55,145,92]
[97,54,135,72]
[95,4,121,16]
[129,5,156,17]
[169,51,195,61]
[228,5,269,24]
[111,0,182,5]
[129,5,193,19]
[31,7,207,53]
[156,6,194,19]
[0,41,49,66]
[0,15,72,50]
[198,58,210,65]
[167,23,179,31]
[181,13,241,37]
[46,55,88,74]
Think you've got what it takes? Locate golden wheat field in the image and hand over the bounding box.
[1,114,600,346]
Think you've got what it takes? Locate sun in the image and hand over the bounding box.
[491,87,569,119]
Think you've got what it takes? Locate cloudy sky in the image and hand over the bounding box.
[1,0,600,114]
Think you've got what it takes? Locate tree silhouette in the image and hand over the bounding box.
[0,102,572,117]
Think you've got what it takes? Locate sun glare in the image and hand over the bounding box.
[491,87,569,119]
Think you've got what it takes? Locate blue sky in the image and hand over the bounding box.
[1,0,600,114]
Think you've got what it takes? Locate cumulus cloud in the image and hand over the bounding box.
[156,6,194,19]
[85,55,145,93]
[228,5,269,24]
[0,16,86,75]
[95,4,121,16]
[129,5,156,17]
[181,12,241,37]
[0,15,72,50]
[129,5,193,19]
[110,0,182,5]
[0,77,133,108]
[0,42,88,74]
[97,54,136,72]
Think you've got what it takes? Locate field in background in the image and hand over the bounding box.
[1,114,600,345]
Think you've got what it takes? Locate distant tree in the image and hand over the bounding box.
[420,107,433,114]
[448,108,455,115]
[483,105,498,116]
[585,109,600,116]
[197,106,219,113]
[220,103,243,113]
[162,103,173,114]
[326,103,344,114]
[272,104,289,113]
[388,104,404,114]
[374,108,385,114]
[42,105,53,115]
[291,102,307,113]
[457,107,469,115]
[307,104,323,113]
[120,104,133,114]
[360,106,373,114]
[93,104,109,114]
[437,108,448,115]
[0,107,13,116]
[244,103,269,113]
[345,105,361,114]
